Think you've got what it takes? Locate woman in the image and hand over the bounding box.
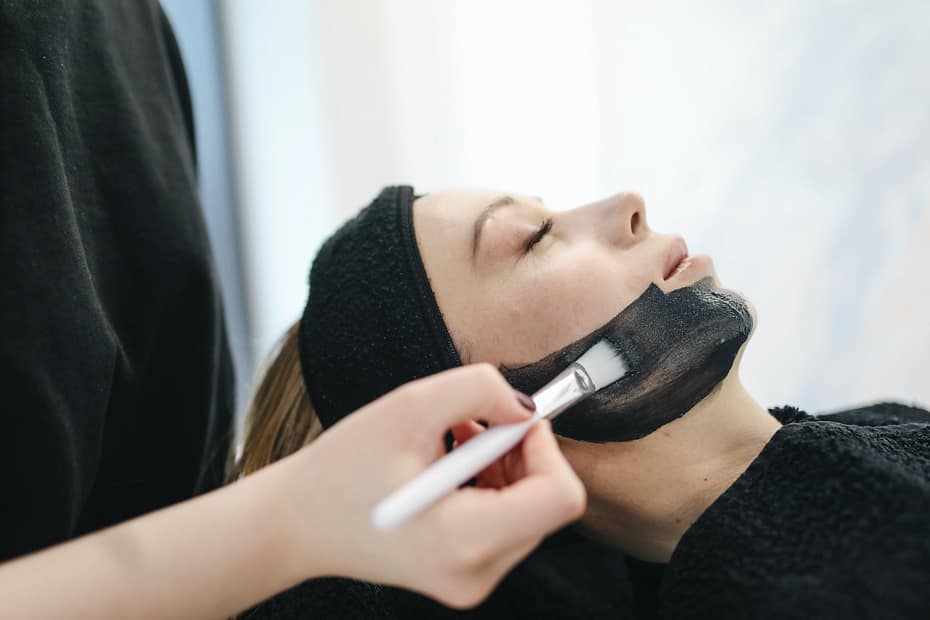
[239,186,930,619]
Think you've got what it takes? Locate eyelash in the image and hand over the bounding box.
[524,217,553,253]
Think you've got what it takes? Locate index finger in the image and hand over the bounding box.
[391,364,534,434]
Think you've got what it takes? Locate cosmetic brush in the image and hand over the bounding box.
[371,339,628,530]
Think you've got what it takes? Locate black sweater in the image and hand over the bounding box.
[245,402,930,619]
[0,1,233,561]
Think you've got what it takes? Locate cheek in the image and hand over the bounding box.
[485,248,652,364]
[532,249,649,330]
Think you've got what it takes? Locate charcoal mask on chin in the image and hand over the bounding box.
[501,277,753,443]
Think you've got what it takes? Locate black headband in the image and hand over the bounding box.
[298,186,463,429]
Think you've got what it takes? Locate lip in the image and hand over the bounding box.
[663,237,689,281]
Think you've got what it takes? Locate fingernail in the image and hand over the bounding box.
[514,390,536,413]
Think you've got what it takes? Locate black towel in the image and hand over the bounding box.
[299,186,462,429]
[660,403,930,619]
[244,403,930,619]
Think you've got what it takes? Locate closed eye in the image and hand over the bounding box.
[524,217,553,253]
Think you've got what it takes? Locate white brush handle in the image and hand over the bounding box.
[371,419,536,530]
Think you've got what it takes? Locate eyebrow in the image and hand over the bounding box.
[471,195,516,261]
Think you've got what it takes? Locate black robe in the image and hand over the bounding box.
[0,0,234,561]
[244,402,930,619]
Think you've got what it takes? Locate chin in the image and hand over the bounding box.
[695,257,758,332]
[723,286,757,334]
[743,295,758,330]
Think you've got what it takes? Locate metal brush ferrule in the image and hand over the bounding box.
[531,363,596,421]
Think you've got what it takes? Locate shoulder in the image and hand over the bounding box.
[663,404,930,617]
[815,401,930,427]
[768,402,930,427]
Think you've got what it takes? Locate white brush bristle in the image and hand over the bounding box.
[575,340,628,390]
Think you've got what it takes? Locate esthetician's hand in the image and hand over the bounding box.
[0,365,584,620]
[289,364,586,608]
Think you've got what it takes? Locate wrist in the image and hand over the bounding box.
[237,447,329,588]
[269,447,333,583]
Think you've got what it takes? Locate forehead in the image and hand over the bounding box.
[414,187,553,293]
[414,188,501,227]
[413,189,500,262]
[413,188,539,246]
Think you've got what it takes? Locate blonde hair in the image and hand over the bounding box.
[230,321,322,479]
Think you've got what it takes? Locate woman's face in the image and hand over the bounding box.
[414,188,754,553]
[414,188,734,369]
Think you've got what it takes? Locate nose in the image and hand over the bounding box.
[566,192,648,248]
[613,192,648,246]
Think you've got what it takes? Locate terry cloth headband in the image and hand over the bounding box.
[298,185,463,429]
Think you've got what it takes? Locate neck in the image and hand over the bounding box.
[559,371,782,562]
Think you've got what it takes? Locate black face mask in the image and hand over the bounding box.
[502,278,753,442]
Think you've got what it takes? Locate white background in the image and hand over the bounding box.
[219,0,930,414]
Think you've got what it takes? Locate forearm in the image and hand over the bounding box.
[0,366,585,617]
[0,450,319,620]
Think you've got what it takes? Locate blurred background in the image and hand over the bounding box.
[161,0,930,427]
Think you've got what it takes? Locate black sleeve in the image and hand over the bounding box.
[245,528,636,620]
[660,419,930,619]
[0,0,233,561]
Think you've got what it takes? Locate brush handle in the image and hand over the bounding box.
[371,418,537,530]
